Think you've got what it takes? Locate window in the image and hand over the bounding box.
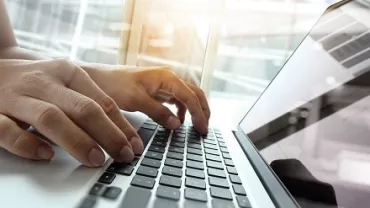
[5,0,127,64]
[5,0,335,125]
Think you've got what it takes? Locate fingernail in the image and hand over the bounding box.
[88,148,105,167]
[37,146,54,160]
[130,137,144,155]
[120,145,134,162]
[166,116,181,129]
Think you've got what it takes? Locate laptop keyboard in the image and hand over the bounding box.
[78,119,251,208]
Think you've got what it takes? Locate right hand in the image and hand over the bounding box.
[0,59,143,167]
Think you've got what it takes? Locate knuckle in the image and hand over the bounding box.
[99,96,117,115]
[0,116,13,140]
[54,58,73,70]
[158,68,177,79]
[198,88,206,97]
[36,105,61,125]
[74,98,101,120]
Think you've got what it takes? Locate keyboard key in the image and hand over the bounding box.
[153,198,178,208]
[205,154,221,162]
[209,177,230,188]
[168,146,184,154]
[187,148,203,155]
[106,163,134,176]
[184,200,208,208]
[142,123,157,131]
[167,152,184,161]
[162,166,183,177]
[141,158,161,168]
[172,137,185,143]
[188,139,201,144]
[149,145,165,153]
[227,166,238,175]
[208,168,226,178]
[137,128,155,148]
[205,148,219,156]
[121,186,151,208]
[187,153,203,162]
[203,137,215,141]
[165,158,183,168]
[144,119,157,126]
[185,177,206,190]
[170,142,185,148]
[151,140,167,147]
[136,166,158,178]
[131,175,156,189]
[78,197,96,208]
[103,186,122,200]
[154,136,168,143]
[175,129,186,134]
[229,175,242,184]
[236,196,252,208]
[217,138,225,143]
[212,199,235,208]
[210,187,233,200]
[187,143,202,150]
[218,142,227,148]
[159,175,182,188]
[145,151,163,160]
[224,159,234,167]
[186,168,205,179]
[206,161,224,170]
[89,183,105,196]
[233,184,246,196]
[222,153,231,159]
[187,161,204,170]
[98,172,116,184]
[129,157,140,166]
[185,188,208,202]
[204,139,217,145]
[204,143,218,150]
[156,186,180,201]
[220,147,229,153]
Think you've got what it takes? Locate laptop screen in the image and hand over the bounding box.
[239,0,370,207]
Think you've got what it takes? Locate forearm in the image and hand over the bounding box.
[0,46,51,60]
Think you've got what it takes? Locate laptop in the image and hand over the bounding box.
[1,0,370,207]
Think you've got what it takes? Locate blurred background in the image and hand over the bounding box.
[4,0,337,127]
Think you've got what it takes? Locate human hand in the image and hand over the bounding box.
[0,59,143,167]
[86,65,210,135]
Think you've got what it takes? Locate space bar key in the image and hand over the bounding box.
[119,186,152,208]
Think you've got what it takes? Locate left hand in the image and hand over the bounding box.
[85,65,210,135]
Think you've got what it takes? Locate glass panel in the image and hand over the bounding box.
[5,0,126,64]
[209,0,334,128]
[133,0,213,86]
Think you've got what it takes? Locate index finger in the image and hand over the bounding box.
[184,82,211,120]
[164,73,208,135]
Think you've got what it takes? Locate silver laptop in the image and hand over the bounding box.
[1,0,370,207]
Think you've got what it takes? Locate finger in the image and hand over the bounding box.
[66,67,142,156]
[167,98,186,123]
[162,72,208,134]
[138,93,181,130]
[17,62,139,160]
[28,85,137,160]
[0,114,54,160]
[184,82,211,120]
[2,96,105,167]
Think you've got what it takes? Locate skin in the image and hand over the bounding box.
[0,0,210,167]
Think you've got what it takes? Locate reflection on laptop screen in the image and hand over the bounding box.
[239,0,370,207]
